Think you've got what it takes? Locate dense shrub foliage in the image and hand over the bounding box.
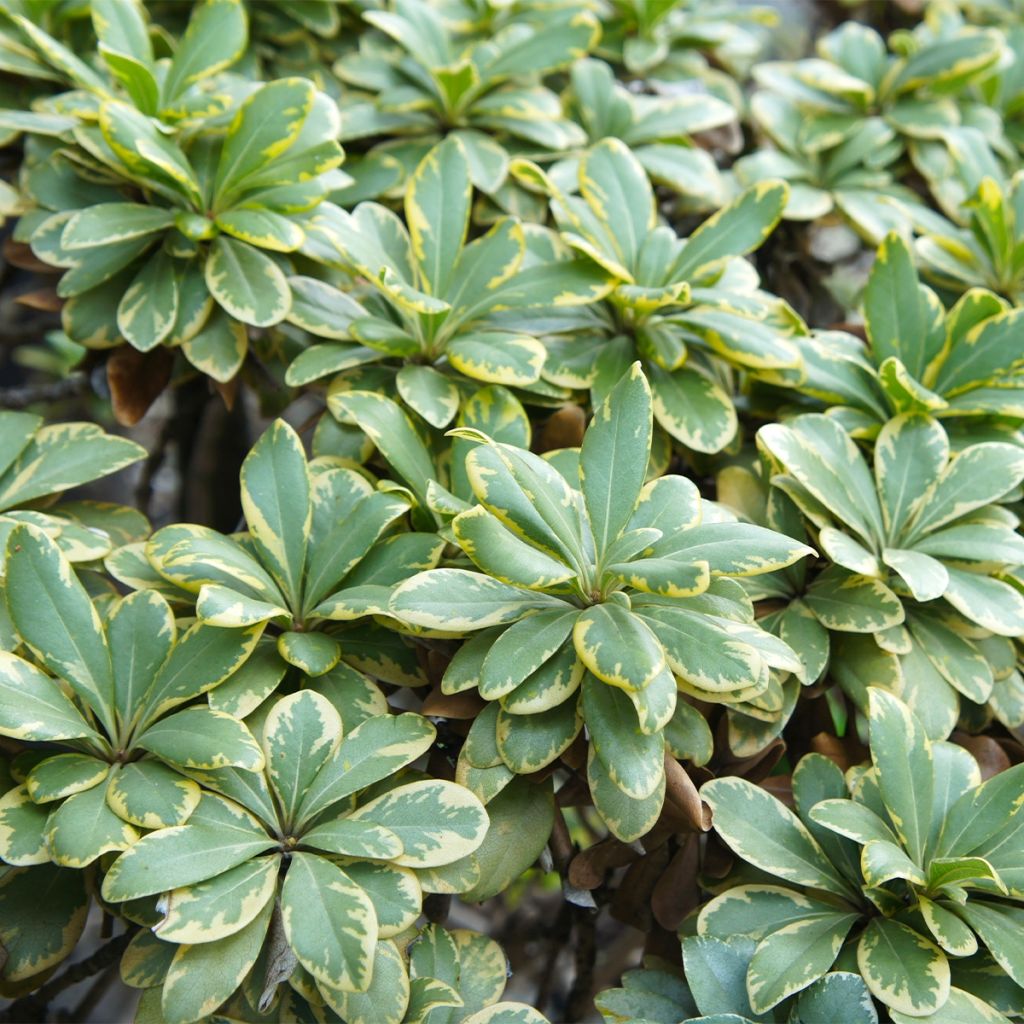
[3,1,1024,1022]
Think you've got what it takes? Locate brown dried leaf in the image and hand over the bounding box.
[610,846,670,931]
[106,346,174,426]
[3,237,56,273]
[662,756,711,833]
[761,774,795,810]
[568,838,637,890]
[212,375,238,411]
[14,288,62,312]
[809,731,866,772]
[537,404,585,453]
[954,733,1011,781]
[420,687,484,720]
[652,838,700,931]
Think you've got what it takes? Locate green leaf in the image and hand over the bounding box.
[579,138,655,273]
[637,605,762,695]
[747,912,859,1013]
[875,414,949,542]
[391,569,568,631]
[208,638,287,719]
[453,507,576,590]
[681,935,759,1020]
[5,524,116,737]
[653,522,814,577]
[757,414,884,549]
[160,898,272,1024]
[406,136,471,297]
[908,442,1024,541]
[117,247,181,352]
[47,781,138,868]
[0,412,39,480]
[460,776,555,902]
[496,698,582,773]
[205,235,291,327]
[862,839,927,886]
[320,939,410,1024]
[160,0,246,103]
[98,101,201,205]
[883,548,949,602]
[581,362,652,560]
[583,673,665,798]
[498,640,584,717]
[215,78,315,203]
[302,818,403,860]
[649,364,738,454]
[857,918,950,1017]
[307,493,415,614]
[479,609,579,700]
[699,884,843,942]
[215,209,303,253]
[864,232,944,379]
[907,613,993,704]
[0,652,98,743]
[396,365,460,428]
[155,855,278,944]
[463,1004,550,1024]
[62,204,175,249]
[574,603,665,691]
[956,903,1024,989]
[0,421,144,511]
[804,568,904,632]
[795,973,878,1024]
[181,306,248,382]
[890,986,1012,1024]
[0,864,89,984]
[342,861,420,938]
[0,785,51,866]
[136,707,264,772]
[674,180,788,281]
[263,690,341,825]
[587,739,665,842]
[463,441,585,571]
[943,568,1024,637]
[937,763,1024,858]
[108,591,175,728]
[918,898,979,958]
[140,620,263,724]
[26,754,109,804]
[350,779,488,868]
[281,851,377,993]
[444,217,524,325]
[100,794,277,901]
[299,712,438,831]
[196,584,288,628]
[106,761,201,830]
[810,798,898,846]
[277,631,340,676]
[12,14,110,94]
[329,390,436,513]
[701,777,852,897]
[91,0,152,64]
[868,689,932,866]
[446,332,546,387]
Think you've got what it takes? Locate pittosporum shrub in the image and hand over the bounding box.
[2,2,1024,1023]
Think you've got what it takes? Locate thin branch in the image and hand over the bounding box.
[565,906,598,1022]
[0,928,136,1024]
[0,374,91,410]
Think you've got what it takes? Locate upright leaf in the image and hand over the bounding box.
[581,362,652,560]
[5,525,116,737]
[239,420,311,610]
